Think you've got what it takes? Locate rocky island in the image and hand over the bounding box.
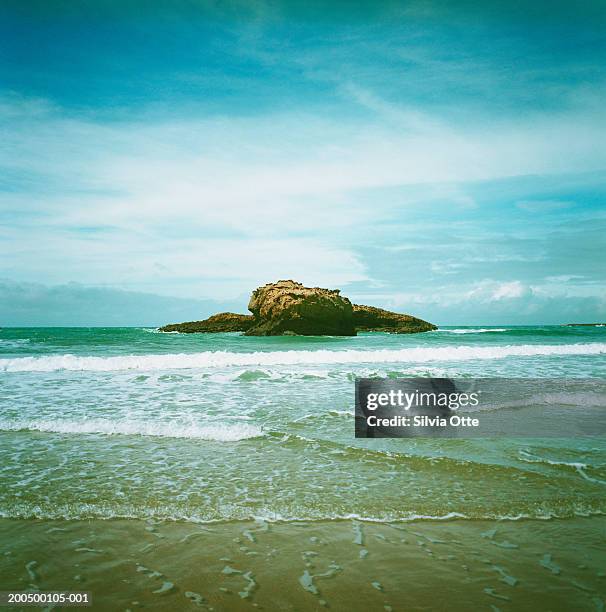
[159,280,437,336]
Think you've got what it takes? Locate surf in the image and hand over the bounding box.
[0,419,262,441]
[1,342,605,372]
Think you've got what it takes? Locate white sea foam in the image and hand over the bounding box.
[1,343,604,372]
[0,419,262,441]
[2,503,602,523]
[518,450,606,484]
[329,409,355,417]
[437,328,509,334]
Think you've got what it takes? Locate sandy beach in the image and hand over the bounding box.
[1,517,605,610]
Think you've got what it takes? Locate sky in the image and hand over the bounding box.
[1,0,605,325]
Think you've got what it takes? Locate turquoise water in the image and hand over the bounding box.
[1,325,605,523]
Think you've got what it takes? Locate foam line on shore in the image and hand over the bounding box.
[0,419,262,441]
[1,503,604,523]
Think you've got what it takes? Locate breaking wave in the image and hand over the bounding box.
[438,328,509,334]
[1,343,605,372]
[0,419,262,441]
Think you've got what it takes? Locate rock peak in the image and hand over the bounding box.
[247,280,353,336]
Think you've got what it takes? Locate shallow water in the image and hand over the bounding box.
[1,326,605,523]
[0,325,605,609]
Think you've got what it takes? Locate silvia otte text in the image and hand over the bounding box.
[366,415,480,427]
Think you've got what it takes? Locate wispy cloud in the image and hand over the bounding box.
[516,199,574,212]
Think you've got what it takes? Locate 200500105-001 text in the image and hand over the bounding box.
[0,591,92,607]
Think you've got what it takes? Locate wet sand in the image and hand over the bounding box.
[1,517,604,611]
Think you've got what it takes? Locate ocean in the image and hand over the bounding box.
[1,325,605,610]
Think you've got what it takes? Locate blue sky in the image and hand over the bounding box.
[1,0,605,325]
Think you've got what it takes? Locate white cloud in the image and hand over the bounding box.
[489,281,530,300]
[430,261,465,275]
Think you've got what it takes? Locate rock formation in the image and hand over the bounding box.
[159,312,254,333]
[245,280,356,336]
[353,304,437,334]
[159,280,437,335]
